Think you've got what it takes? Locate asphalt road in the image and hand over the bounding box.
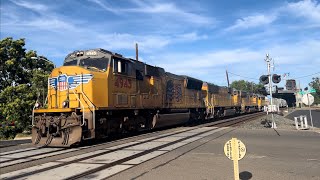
[111,128,320,180]
[286,109,320,128]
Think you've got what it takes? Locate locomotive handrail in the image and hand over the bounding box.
[31,103,36,127]
[44,95,48,107]
[44,78,49,107]
[203,98,213,107]
[71,89,86,126]
[80,88,96,130]
[79,72,96,130]
[203,98,214,115]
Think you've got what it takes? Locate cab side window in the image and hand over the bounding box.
[113,57,132,75]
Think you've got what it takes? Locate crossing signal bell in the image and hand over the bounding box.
[272,74,281,84]
[259,75,269,85]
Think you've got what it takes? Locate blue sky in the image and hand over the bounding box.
[1,0,319,88]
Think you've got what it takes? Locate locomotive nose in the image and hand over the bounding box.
[48,66,94,109]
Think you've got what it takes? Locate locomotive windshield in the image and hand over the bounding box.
[79,58,108,70]
[63,59,77,66]
[63,58,109,71]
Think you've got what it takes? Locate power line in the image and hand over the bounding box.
[228,71,259,80]
[291,72,320,79]
[227,71,319,82]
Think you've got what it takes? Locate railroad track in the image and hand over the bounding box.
[0,112,265,179]
[207,112,265,127]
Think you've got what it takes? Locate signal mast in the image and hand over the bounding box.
[265,54,277,129]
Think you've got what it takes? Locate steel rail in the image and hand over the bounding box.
[1,112,265,174]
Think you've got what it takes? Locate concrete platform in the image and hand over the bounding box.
[110,128,320,180]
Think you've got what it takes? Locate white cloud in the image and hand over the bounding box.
[2,0,319,88]
[175,32,208,41]
[268,39,320,65]
[226,0,320,31]
[285,0,320,23]
[87,0,120,14]
[226,14,277,31]
[88,0,213,25]
[10,0,48,12]
[97,33,170,50]
[126,2,212,25]
[3,0,77,32]
[150,39,320,84]
[95,32,208,51]
[13,18,76,31]
[155,49,262,74]
[2,1,209,51]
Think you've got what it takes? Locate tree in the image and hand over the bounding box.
[230,80,264,93]
[309,77,320,105]
[0,37,54,138]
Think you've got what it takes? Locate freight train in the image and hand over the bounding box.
[265,98,288,108]
[32,48,265,147]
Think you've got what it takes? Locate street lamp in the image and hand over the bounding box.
[31,56,56,68]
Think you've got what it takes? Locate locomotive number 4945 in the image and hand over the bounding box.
[114,76,132,89]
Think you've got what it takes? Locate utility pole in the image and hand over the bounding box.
[251,82,253,93]
[307,92,314,128]
[135,43,139,61]
[265,54,277,128]
[226,69,230,88]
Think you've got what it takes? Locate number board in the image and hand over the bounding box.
[114,76,132,89]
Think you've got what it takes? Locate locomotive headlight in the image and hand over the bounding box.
[62,100,69,108]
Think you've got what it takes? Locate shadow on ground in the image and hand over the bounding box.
[240,171,253,180]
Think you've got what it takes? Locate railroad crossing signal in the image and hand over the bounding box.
[259,75,269,85]
[224,138,246,180]
[260,74,281,84]
[272,74,281,84]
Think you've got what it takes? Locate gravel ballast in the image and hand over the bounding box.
[238,113,320,132]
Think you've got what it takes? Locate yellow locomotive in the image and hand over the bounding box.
[32,48,264,147]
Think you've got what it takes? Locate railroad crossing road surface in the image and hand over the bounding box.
[111,128,320,180]
[1,127,319,180]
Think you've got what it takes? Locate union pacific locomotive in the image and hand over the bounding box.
[32,48,265,147]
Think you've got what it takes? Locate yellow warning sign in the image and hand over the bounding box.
[224,138,246,161]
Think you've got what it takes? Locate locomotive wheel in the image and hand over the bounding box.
[198,111,205,121]
[188,112,197,124]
